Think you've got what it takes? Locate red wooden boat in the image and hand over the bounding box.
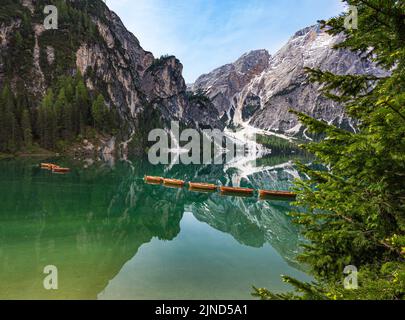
[52,167,70,174]
[259,190,297,200]
[220,186,254,197]
[40,163,58,170]
[163,178,185,188]
[189,182,217,192]
[144,176,164,184]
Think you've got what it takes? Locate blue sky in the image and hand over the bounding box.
[107,0,345,83]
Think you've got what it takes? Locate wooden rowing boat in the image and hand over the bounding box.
[52,167,70,173]
[189,182,217,192]
[40,163,57,170]
[163,178,185,187]
[259,190,297,199]
[220,186,254,196]
[144,176,164,184]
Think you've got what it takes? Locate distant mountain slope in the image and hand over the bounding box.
[192,25,388,137]
[192,49,270,118]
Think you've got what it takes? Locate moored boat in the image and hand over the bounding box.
[144,176,164,184]
[52,167,70,174]
[259,190,297,200]
[189,182,217,192]
[40,163,57,170]
[220,186,254,197]
[163,178,185,187]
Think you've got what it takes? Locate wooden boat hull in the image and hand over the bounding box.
[189,182,217,192]
[144,176,163,184]
[163,179,185,188]
[41,163,57,170]
[220,186,254,197]
[259,190,297,200]
[52,167,70,174]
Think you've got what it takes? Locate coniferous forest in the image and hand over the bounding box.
[254,0,405,300]
[0,74,118,154]
[0,0,118,155]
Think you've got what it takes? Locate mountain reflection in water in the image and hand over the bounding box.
[0,154,312,300]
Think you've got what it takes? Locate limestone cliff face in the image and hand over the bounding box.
[192,50,271,118]
[3,1,151,118]
[141,56,224,130]
[193,25,387,137]
[0,0,221,154]
[141,56,188,121]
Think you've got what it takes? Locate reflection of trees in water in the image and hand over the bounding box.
[0,154,307,299]
[0,159,184,299]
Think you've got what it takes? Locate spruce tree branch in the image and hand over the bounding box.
[331,211,400,254]
[358,0,389,16]
[358,0,394,29]
[381,102,405,122]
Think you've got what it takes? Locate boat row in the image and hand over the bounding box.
[144,176,297,200]
[40,163,71,174]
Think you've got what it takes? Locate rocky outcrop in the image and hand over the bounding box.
[193,25,388,137]
[141,56,225,130]
[192,49,271,118]
[1,0,222,155]
[141,56,188,121]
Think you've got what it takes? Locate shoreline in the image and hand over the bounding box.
[0,152,58,160]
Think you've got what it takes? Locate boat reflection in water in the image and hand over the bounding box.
[0,153,312,300]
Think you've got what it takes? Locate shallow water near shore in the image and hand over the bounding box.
[0,154,312,300]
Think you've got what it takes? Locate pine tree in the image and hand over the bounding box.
[55,88,72,140]
[21,109,32,149]
[0,91,6,152]
[255,0,405,300]
[75,78,91,133]
[38,89,57,149]
[14,31,23,49]
[0,85,17,152]
[92,94,105,130]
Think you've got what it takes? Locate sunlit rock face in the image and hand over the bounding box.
[192,25,388,138]
[192,50,271,119]
[71,3,221,131]
[1,0,222,155]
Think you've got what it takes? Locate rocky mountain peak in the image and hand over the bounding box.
[192,24,388,137]
[0,0,224,156]
[234,49,271,74]
[192,49,271,117]
[291,24,321,39]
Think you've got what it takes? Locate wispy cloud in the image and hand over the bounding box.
[107,0,345,82]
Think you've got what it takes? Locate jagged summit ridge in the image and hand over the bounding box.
[193,25,388,137]
[192,49,271,117]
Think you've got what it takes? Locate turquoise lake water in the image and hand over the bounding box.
[0,155,312,300]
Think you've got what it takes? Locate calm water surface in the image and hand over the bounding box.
[0,155,312,300]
